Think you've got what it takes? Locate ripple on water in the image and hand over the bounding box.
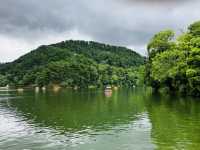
[0,90,156,150]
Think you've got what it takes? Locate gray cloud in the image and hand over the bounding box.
[122,0,189,3]
[0,0,200,62]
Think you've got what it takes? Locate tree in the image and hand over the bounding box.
[147,30,175,59]
[0,40,144,88]
[188,21,200,37]
[146,21,200,96]
[0,74,9,86]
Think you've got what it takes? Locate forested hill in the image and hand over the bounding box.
[0,40,145,88]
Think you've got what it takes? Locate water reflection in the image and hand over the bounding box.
[104,90,112,97]
[2,89,147,132]
[147,94,200,150]
[1,89,200,149]
[0,89,154,150]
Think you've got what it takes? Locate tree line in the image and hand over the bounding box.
[0,41,145,88]
[146,21,200,96]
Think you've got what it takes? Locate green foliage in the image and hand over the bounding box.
[0,74,8,86]
[0,40,144,88]
[147,30,175,58]
[188,21,200,36]
[146,21,200,96]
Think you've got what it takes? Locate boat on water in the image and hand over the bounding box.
[104,85,112,97]
[0,85,10,91]
[17,88,24,92]
[105,85,112,91]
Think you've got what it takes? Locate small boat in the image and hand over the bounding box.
[42,86,46,91]
[0,85,10,91]
[105,86,112,90]
[74,86,78,90]
[17,88,24,92]
[35,87,40,93]
[104,86,112,97]
[53,85,61,92]
[113,86,118,90]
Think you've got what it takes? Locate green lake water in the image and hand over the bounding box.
[0,88,200,150]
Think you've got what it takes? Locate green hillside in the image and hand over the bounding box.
[0,40,145,88]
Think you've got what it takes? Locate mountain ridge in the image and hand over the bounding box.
[0,40,145,88]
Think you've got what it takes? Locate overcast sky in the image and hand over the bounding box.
[0,0,200,62]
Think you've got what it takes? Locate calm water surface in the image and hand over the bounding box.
[0,88,200,150]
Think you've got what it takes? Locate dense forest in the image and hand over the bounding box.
[2,21,199,95]
[0,41,145,88]
[146,21,200,96]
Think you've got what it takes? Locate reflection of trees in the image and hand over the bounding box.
[4,89,147,133]
[5,88,200,149]
[147,94,200,150]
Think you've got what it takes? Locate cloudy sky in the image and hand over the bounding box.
[0,0,200,62]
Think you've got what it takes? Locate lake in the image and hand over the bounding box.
[0,88,200,150]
